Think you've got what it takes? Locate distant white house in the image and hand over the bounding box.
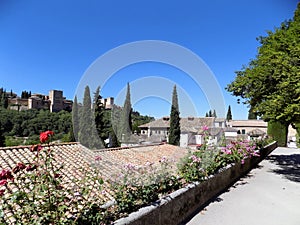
[138,117,229,148]
[227,120,267,138]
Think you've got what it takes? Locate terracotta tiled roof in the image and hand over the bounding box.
[139,117,170,128]
[0,143,189,187]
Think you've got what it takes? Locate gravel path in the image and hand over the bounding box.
[185,147,300,225]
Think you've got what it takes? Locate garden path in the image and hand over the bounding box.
[184,147,300,225]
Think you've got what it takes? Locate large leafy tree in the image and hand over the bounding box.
[168,85,181,146]
[226,3,300,144]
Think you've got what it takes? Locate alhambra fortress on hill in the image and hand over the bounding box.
[8,90,73,112]
[7,89,115,112]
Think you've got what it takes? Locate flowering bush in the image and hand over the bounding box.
[178,125,261,184]
[0,131,106,224]
[109,156,181,216]
[213,140,259,171]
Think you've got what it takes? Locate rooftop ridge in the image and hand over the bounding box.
[94,143,164,152]
[0,142,79,151]
[0,142,165,152]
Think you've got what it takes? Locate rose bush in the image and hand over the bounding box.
[0,131,107,224]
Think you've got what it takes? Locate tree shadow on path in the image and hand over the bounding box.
[267,154,300,183]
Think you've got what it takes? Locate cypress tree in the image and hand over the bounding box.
[208,110,212,117]
[205,112,208,117]
[72,96,79,141]
[111,105,123,141]
[93,86,101,109]
[121,83,132,141]
[212,109,217,118]
[168,85,181,146]
[1,93,8,109]
[93,86,105,146]
[226,105,232,121]
[79,86,101,149]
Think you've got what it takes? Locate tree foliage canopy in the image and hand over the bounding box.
[226,3,300,125]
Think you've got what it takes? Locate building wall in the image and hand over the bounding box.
[49,90,64,112]
[228,120,267,135]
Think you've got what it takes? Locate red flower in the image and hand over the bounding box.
[0,179,7,186]
[26,164,37,172]
[30,144,43,152]
[0,169,13,180]
[54,173,62,178]
[17,162,26,170]
[12,162,26,174]
[40,130,54,143]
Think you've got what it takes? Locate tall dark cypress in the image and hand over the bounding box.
[79,86,101,149]
[72,96,79,141]
[226,105,232,121]
[93,86,105,146]
[121,83,132,141]
[168,85,181,146]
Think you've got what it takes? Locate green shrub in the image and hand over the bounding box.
[267,121,288,147]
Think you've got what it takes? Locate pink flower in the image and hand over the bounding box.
[241,159,245,164]
[189,155,201,163]
[124,163,136,170]
[95,156,102,161]
[160,156,168,163]
[202,125,209,131]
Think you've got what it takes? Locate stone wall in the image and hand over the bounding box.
[114,142,278,225]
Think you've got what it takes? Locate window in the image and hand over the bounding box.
[242,129,246,134]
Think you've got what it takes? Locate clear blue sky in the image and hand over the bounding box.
[0,0,298,119]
